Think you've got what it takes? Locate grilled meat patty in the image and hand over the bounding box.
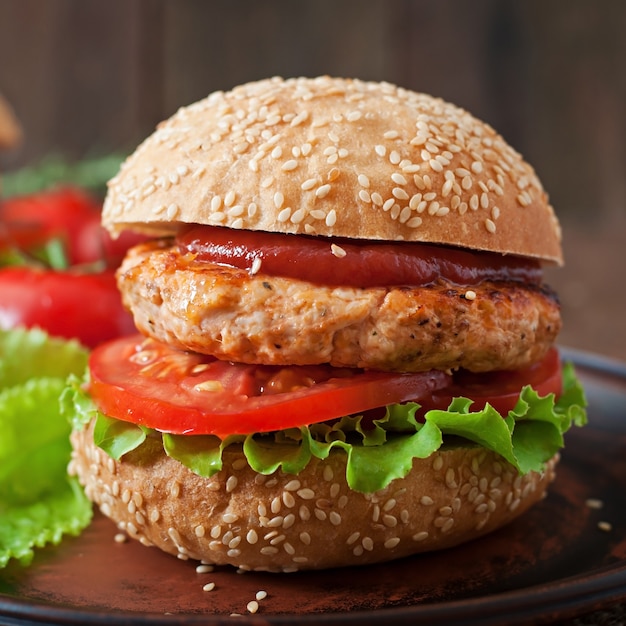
[117,240,561,373]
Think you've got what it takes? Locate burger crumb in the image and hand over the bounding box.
[463,290,477,301]
[598,521,613,532]
[585,498,604,510]
[202,582,216,592]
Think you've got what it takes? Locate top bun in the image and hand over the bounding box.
[103,76,562,264]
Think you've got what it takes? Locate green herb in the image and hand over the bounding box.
[0,328,92,568]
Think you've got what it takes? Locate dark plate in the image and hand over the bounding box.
[1,348,625,626]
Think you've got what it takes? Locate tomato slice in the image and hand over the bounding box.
[422,348,563,416]
[177,225,542,288]
[88,335,450,437]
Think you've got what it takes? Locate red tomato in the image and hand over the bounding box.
[0,186,147,267]
[87,335,451,437]
[75,219,149,268]
[0,187,102,265]
[0,267,136,348]
[422,348,563,415]
[177,225,542,288]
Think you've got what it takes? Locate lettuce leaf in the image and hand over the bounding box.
[0,328,93,567]
[64,360,587,494]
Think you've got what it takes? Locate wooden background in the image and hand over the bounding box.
[0,0,625,360]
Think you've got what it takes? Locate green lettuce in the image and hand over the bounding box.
[65,360,587,494]
[0,328,93,568]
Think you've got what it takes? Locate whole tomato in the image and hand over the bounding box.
[0,186,142,347]
[0,267,136,349]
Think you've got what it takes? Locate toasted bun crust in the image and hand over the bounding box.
[70,421,558,572]
[103,76,562,264]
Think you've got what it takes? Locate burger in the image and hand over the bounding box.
[66,76,586,572]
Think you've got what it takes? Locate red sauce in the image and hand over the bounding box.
[176,225,542,288]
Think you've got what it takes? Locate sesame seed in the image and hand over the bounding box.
[249,257,262,275]
[392,187,409,200]
[203,582,216,592]
[225,476,238,493]
[358,189,371,203]
[224,190,236,207]
[290,208,306,224]
[399,206,412,223]
[329,511,342,526]
[301,178,317,191]
[256,590,268,601]
[598,521,613,532]
[485,218,497,233]
[281,159,298,171]
[331,243,347,258]
[114,533,127,544]
[429,159,443,172]
[358,174,370,187]
[391,173,407,185]
[277,207,292,222]
[464,290,477,300]
[325,210,337,227]
[196,564,214,573]
[316,184,331,198]
[389,150,401,164]
[290,110,309,126]
[585,498,604,510]
[375,144,386,157]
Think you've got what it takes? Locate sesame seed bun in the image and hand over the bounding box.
[70,419,557,572]
[103,76,562,264]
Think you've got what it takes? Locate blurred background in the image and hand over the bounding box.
[0,0,624,361]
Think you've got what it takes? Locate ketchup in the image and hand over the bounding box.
[177,226,542,288]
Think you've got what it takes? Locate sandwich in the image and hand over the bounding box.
[66,76,586,572]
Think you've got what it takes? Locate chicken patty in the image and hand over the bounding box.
[117,241,561,373]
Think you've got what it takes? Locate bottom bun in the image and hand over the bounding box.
[70,421,558,572]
